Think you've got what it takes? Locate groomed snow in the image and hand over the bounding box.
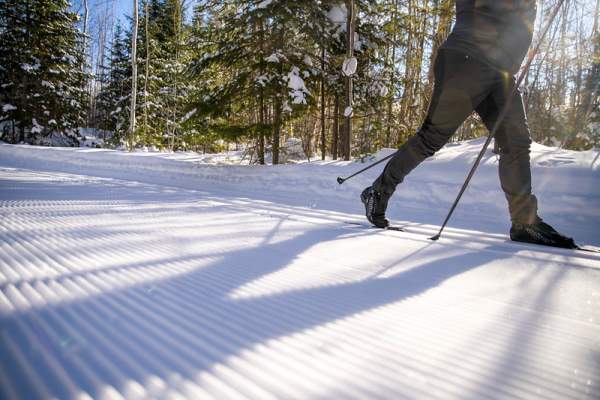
[0,140,599,399]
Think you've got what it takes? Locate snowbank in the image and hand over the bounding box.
[1,139,599,232]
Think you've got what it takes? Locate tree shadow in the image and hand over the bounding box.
[0,216,509,399]
[2,168,597,399]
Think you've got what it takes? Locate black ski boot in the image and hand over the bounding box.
[510,217,576,249]
[360,186,390,228]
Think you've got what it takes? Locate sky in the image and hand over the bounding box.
[115,0,130,23]
[104,0,196,24]
[71,0,198,67]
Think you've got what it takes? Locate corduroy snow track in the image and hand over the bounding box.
[1,163,600,400]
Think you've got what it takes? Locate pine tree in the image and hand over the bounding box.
[96,22,131,145]
[129,0,140,150]
[319,1,388,158]
[189,0,344,163]
[129,0,191,150]
[0,0,87,145]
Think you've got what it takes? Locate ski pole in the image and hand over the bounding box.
[430,0,566,241]
[336,151,398,184]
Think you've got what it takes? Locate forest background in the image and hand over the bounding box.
[1,0,599,163]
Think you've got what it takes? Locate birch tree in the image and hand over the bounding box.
[129,0,139,150]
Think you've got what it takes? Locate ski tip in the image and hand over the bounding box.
[429,234,440,241]
[336,177,345,185]
[576,245,600,253]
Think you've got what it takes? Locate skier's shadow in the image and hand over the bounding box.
[1,216,512,399]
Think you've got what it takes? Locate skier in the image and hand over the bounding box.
[361,0,576,248]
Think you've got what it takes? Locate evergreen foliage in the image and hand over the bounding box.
[2,0,598,154]
[186,0,388,162]
[0,0,88,145]
[95,22,131,145]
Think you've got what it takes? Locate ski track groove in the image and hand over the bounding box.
[88,184,594,264]
[1,167,599,399]
[20,282,126,400]
[211,199,600,269]
[0,234,596,400]
[84,253,460,400]
[32,281,151,400]
[80,260,373,400]
[155,262,591,399]
[46,275,215,400]
[7,228,596,400]
[46,280,198,400]
[216,265,597,389]
[104,257,420,399]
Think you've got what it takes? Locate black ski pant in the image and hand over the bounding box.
[373,49,538,224]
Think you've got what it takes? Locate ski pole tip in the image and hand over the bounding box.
[336,177,345,185]
[429,234,440,241]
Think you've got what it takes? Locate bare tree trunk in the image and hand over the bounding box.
[427,0,453,85]
[82,0,89,126]
[273,95,282,165]
[82,0,88,74]
[259,93,265,164]
[258,17,266,164]
[410,0,428,123]
[595,0,600,35]
[272,29,284,165]
[557,3,569,105]
[320,46,326,160]
[398,0,415,145]
[385,0,399,148]
[575,0,600,132]
[583,0,600,110]
[311,115,319,160]
[169,0,182,151]
[332,94,339,160]
[143,0,150,143]
[129,0,139,151]
[343,0,355,161]
[90,16,108,128]
[572,7,584,110]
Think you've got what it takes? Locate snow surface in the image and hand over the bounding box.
[0,140,599,399]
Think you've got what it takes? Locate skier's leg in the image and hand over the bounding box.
[475,78,537,224]
[476,80,575,247]
[372,50,495,196]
